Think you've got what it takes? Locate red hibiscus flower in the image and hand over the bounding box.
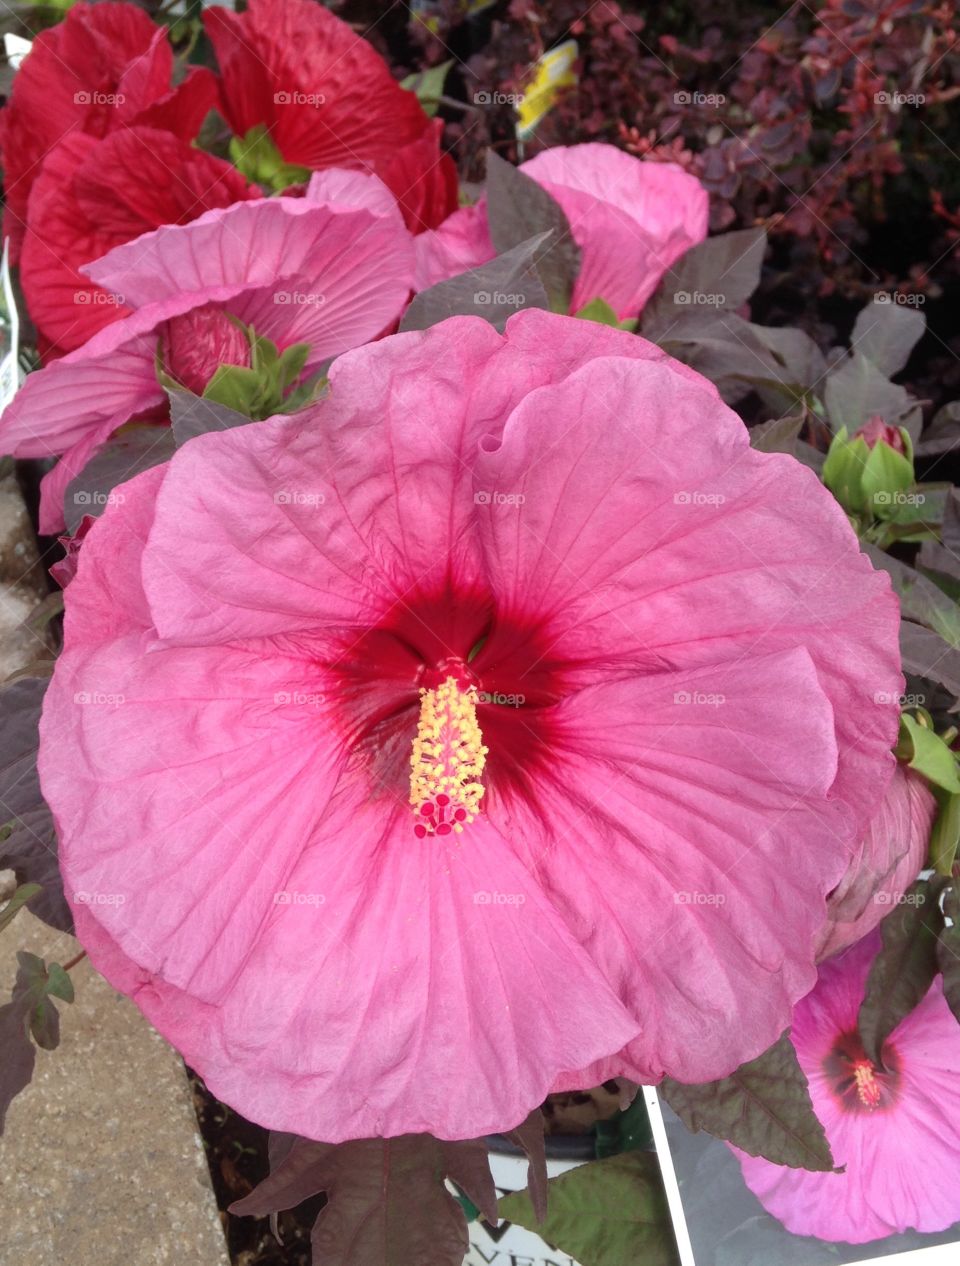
[20,129,258,356]
[0,2,217,259]
[204,0,457,232]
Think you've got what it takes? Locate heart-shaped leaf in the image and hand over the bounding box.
[661,1031,834,1171]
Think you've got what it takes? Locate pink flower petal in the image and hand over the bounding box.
[495,646,848,1084]
[141,313,680,647]
[818,765,935,960]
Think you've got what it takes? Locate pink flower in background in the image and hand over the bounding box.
[414,143,709,319]
[40,311,900,1142]
[857,415,907,454]
[817,763,935,961]
[735,931,960,1243]
[0,170,414,533]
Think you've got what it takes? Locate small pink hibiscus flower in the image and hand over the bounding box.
[0,170,414,534]
[734,929,960,1243]
[40,311,901,1142]
[414,143,709,320]
[817,763,935,961]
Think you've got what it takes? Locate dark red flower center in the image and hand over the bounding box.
[823,1030,902,1113]
[323,581,577,828]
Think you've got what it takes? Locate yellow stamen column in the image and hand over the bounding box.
[410,676,487,837]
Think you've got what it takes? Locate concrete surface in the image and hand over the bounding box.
[0,913,231,1265]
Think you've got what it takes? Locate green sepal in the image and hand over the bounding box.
[573,296,638,331]
[229,125,310,193]
[896,713,960,794]
[930,789,960,875]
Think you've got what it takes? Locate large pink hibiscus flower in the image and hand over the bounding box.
[40,312,900,1142]
[414,143,709,320]
[0,170,414,534]
[735,930,960,1242]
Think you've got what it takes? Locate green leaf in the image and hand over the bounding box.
[400,60,453,116]
[936,883,960,1025]
[897,713,960,792]
[44,963,74,1004]
[858,875,947,1066]
[498,1151,677,1266]
[0,883,41,935]
[399,233,550,333]
[573,297,636,330]
[661,1031,834,1171]
[929,790,960,875]
[852,299,926,377]
[485,150,580,312]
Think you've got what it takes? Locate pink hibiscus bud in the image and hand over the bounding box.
[162,304,252,396]
[734,928,960,1242]
[856,414,906,454]
[816,763,935,961]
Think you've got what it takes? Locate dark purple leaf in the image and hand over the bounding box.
[661,1031,835,1171]
[0,676,71,933]
[168,386,252,448]
[0,995,35,1134]
[231,1133,494,1266]
[485,150,581,312]
[858,875,947,1067]
[642,228,767,336]
[504,1108,548,1223]
[851,300,925,377]
[937,883,960,1026]
[400,234,550,334]
[63,424,175,534]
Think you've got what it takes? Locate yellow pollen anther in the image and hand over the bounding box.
[853,1060,882,1109]
[410,676,487,837]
